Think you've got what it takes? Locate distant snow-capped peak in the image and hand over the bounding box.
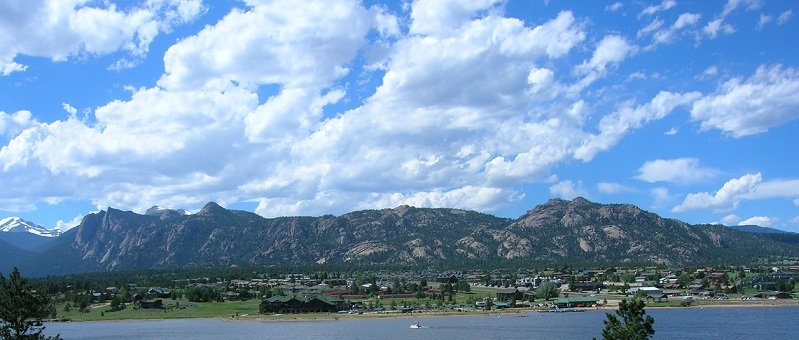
[0,217,62,237]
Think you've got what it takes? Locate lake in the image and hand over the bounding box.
[44,306,799,339]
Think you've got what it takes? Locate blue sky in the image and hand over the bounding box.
[2,0,799,232]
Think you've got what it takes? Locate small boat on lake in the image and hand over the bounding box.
[410,322,421,329]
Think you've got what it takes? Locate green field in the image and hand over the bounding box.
[52,284,503,322]
[53,283,793,322]
[55,298,262,321]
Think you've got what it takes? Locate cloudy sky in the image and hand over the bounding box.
[1,0,798,233]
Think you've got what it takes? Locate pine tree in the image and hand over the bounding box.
[597,298,655,340]
[0,267,61,339]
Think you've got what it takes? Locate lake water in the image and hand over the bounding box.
[44,307,799,339]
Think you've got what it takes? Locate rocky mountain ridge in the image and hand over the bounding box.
[3,198,799,276]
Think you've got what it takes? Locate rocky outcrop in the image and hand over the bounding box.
[8,198,799,276]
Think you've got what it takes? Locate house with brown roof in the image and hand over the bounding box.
[259,296,346,314]
[136,299,163,309]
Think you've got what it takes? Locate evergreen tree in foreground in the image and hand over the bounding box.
[0,267,60,339]
[597,297,655,340]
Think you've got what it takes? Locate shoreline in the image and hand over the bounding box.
[228,300,799,322]
[48,299,799,323]
[221,299,799,322]
[657,298,799,309]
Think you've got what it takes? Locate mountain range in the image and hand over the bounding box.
[0,217,62,237]
[0,217,62,254]
[2,198,798,277]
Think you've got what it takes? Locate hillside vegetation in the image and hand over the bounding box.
[4,198,799,276]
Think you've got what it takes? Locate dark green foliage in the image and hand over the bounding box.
[107,296,126,312]
[0,267,60,339]
[598,298,655,340]
[184,286,221,303]
[7,198,799,277]
[535,281,559,300]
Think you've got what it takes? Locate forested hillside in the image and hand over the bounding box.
[4,198,799,276]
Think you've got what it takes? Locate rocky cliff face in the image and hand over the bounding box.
[505,198,707,264]
[8,198,799,276]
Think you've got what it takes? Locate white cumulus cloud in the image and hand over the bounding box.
[549,180,587,200]
[4,1,793,224]
[573,35,636,91]
[56,214,85,231]
[777,9,794,25]
[672,173,762,213]
[597,182,633,194]
[0,110,36,137]
[158,0,373,92]
[738,216,777,228]
[642,13,702,47]
[640,0,677,18]
[720,214,741,225]
[742,178,799,200]
[636,158,718,184]
[703,19,735,39]
[580,35,636,73]
[574,91,700,162]
[757,14,773,30]
[0,1,601,217]
[606,3,623,12]
[721,0,762,18]
[691,65,799,137]
[409,0,503,36]
[0,0,204,75]
[651,187,671,205]
[674,13,702,29]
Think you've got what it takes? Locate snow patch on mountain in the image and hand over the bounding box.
[0,217,62,237]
